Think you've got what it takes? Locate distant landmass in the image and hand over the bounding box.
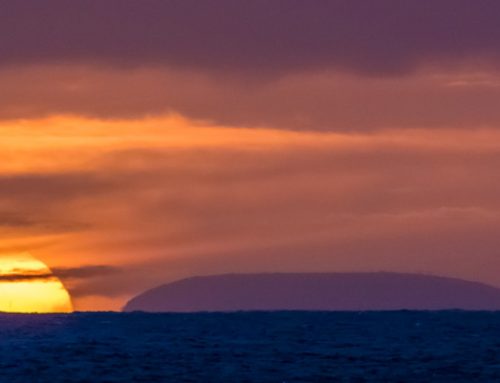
[123,272,500,312]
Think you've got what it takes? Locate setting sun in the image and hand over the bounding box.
[0,254,73,313]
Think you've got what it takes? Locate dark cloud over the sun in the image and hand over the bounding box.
[0,265,119,283]
[2,0,500,75]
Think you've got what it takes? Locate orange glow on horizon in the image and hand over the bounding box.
[4,114,500,311]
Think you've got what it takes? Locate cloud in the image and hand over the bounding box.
[2,66,500,130]
[0,173,109,201]
[0,272,54,282]
[3,116,500,308]
[0,172,112,240]
[1,1,500,76]
[9,126,495,304]
[0,265,118,283]
[52,265,120,280]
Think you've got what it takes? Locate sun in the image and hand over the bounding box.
[0,253,73,313]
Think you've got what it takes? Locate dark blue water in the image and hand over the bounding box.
[1,311,500,382]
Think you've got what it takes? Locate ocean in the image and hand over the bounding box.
[1,311,499,382]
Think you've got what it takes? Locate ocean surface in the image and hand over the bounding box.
[1,311,500,382]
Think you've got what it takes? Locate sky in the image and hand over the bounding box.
[2,1,500,310]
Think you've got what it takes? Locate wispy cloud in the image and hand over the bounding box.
[0,272,54,282]
[0,265,120,283]
[52,265,120,280]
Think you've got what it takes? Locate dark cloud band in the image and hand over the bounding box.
[1,1,500,75]
[0,266,119,283]
[0,272,55,282]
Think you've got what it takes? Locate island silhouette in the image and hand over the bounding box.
[123,272,500,312]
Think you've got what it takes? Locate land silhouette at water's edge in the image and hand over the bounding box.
[123,272,500,312]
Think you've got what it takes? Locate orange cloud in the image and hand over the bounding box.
[2,115,500,310]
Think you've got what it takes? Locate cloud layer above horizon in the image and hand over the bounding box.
[2,1,500,75]
[2,1,500,310]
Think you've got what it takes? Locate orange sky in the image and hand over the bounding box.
[3,109,500,310]
[3,2,500,310]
